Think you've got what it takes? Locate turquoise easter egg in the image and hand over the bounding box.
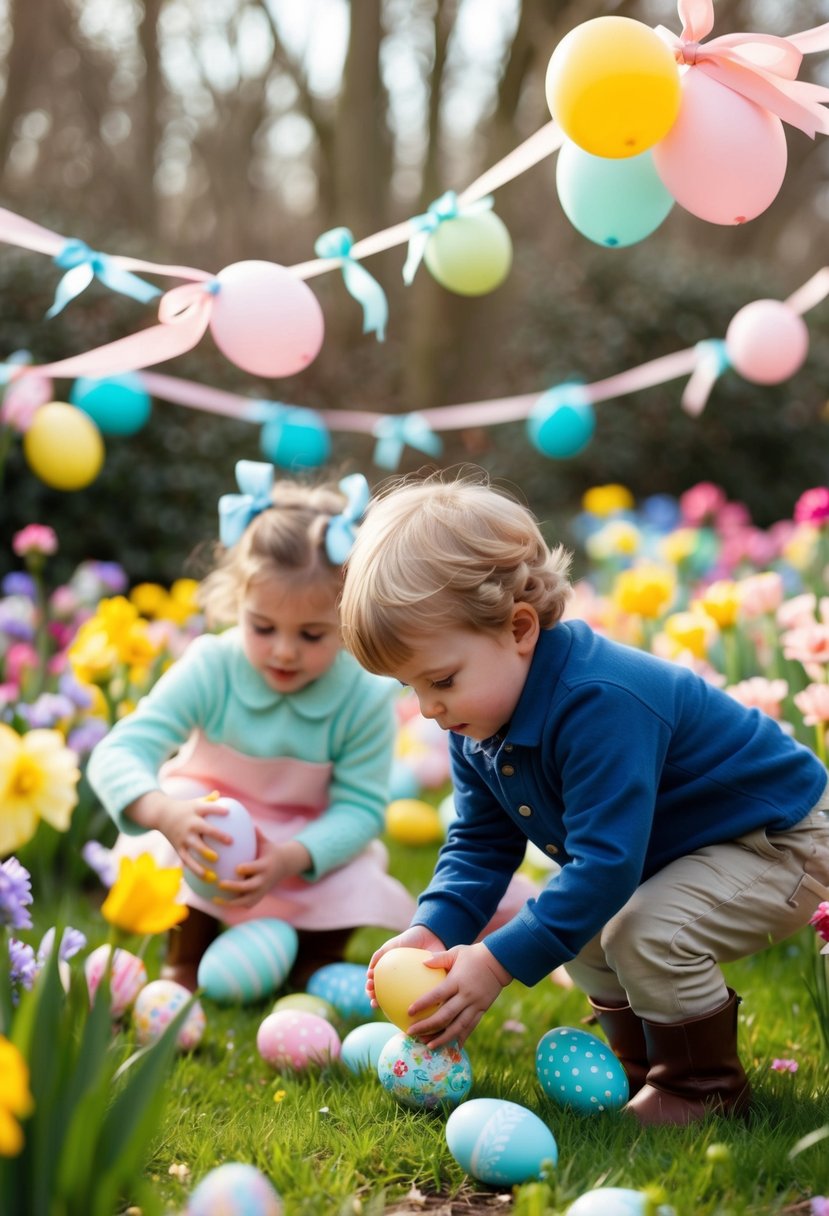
[306,962,373,1019]
[377,1031,473,1110]
[340,1021,398,1073]
[186,1161,282,1215]
[197,919,298,1005]
[445,1097,558,1186]
[567,1187,676,1216]
[536,1026,629,1114]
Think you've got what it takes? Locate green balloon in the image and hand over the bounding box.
[424,210,513,295]
[556,141,674,248]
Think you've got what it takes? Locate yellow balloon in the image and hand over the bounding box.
[385,799,444,846]
[374,947,447,1032]
[24,401,104,490]
[424,210,512,296]
[546,16,681,159]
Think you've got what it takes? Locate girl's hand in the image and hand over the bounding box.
[216,830,311,908]
[404,942,512,1049]
[366,925,447,1007]
[127,791,233,881]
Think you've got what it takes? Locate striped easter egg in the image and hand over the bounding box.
[197,919,298,1004]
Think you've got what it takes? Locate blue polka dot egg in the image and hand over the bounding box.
[306,962,373,1019]
[536,1026,628,1114]
[377,1031,472,1110]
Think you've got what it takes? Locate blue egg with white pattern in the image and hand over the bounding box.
[566,1187,676,1216]
[536,1026,628,1115]
[445,1097,558,1186]
[306,962,373,1019]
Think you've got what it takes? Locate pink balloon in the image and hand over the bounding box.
[209,260,324,378]
[725,299,810,384]
[652,70,787,225]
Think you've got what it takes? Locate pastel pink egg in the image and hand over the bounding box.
[256,1010,341,1071]
[84,945,147,1019]
[725,299,810,384]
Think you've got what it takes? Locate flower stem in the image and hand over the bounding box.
[815,723,827,768]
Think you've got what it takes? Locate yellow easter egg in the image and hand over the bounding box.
[385,799,444,845]
[373,947,447,1032]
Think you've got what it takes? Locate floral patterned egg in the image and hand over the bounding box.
[132,979,206,1051]
[376,1031,472,1110]
[536,1026,628,1114]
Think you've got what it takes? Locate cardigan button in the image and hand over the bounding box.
[504,743,514,753]
[517,804,533,817]
[545,843,559,856]
[501,764,515,776]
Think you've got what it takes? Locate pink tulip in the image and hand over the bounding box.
[794,487,829,526]
[781,625,829,670]
[738,572,784,619]
[726,677,788,720]
[776,594,817,631]
[12,524,58,558]
[793,684,829,726]
[679,482,727,526]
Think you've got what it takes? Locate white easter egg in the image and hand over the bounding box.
[183,796,257,901]
[84,944,147,1018]
[445,1097,558,1186]
[186,1161,283,1216]
[197,918,298,1004]
[567,1187,676,1216]
[256,1009,341,1071]
[536,1026,628,1114]
[133,979,206,1051]
[306,961,373,1019]
[377,1031,472,1110]
[340,1022,398,1073]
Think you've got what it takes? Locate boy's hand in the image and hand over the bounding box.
[366,925,447,1006]
[404,942,512,1048]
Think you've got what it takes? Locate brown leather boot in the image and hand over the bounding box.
[588,997,649,1097]
[161,908,220,992]
[626,989,751,1126]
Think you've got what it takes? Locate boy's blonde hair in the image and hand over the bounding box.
[340,473,572,673]
[200,480,347,627]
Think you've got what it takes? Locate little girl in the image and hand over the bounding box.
[88,462,416,989]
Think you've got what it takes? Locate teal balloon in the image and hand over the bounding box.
[69,372,151,436]
[556,141,674,248]
[260,407,331,469]
[528,383,595,459]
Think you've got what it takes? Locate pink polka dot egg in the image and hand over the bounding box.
[132,979,206,1052]
[84,944,147,1019]
[256,1009,341,1071]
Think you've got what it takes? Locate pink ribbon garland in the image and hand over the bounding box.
[656,0,829,137]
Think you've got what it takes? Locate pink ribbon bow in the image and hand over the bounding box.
[656,0,829,138]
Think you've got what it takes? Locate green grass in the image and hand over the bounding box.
[41,837,829,1215]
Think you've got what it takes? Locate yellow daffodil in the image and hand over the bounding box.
[101,854,189,936]
[586,521,641,561]
[116,620,161,670]
[663,611,717,660]
[659,527,699,567]
[67,620,120,686]
[611,564,676,619]
[695,580,741,629]
[582,484,634,517]
[0,1036,34,1156]
[0,725,80,854]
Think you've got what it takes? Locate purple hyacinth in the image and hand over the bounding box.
[37,925,87,965]
[67,717,109,756]
[0,857,33,930]
[1,572,36,599]
[17,693,76,730]
[8,938,37,994]
[82,840,118,888]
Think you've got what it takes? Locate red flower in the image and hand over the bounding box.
[392,1059,408,1077]
[794,488,829,526]
[810,901,829,943]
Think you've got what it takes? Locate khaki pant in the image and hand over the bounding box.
[565,790,829,1023]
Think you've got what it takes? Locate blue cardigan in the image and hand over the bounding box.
[415,619,828,986]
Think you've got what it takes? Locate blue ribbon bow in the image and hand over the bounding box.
[218,460,275,547]
[402,190,495,286]
[325,474,370,564]
[372,413,443,470]
[46,238,162,319]
[314,227,388,342]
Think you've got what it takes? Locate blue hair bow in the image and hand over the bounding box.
[402,190,495,286]
[314,227,388,342]
[325,474,370,564]
[46,238,162,319]
[372,413,442,470]
[218,460,275,547]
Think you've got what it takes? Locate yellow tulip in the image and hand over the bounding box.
[695,580,741,629]
[102,854,189,936]
[129,583,170,619]
[0,1036,34,1157]
[658,527,699,566]
[67,620,120,686]
[582,484,634,517]
[167,579,201,624]
[611,564,676,619]
[116,620,161,669]
[95,596,141,644]
[586,521,641,560]
[0,725,80,854]
[663,611,717,660]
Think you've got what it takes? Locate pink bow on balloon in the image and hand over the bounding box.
[656,0,829,137]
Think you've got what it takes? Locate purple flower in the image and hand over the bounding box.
[811,1199,829,1216]
[67,717,109,756]
[0,597,36,642]
[82,840,118,888]
[17,692,76,729]
[1,573,36,598]
[58,672,95,710]
[0,857,33,930]
[9,938,37,993]
[771,1058,798,1073]
[37,925,87,965]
